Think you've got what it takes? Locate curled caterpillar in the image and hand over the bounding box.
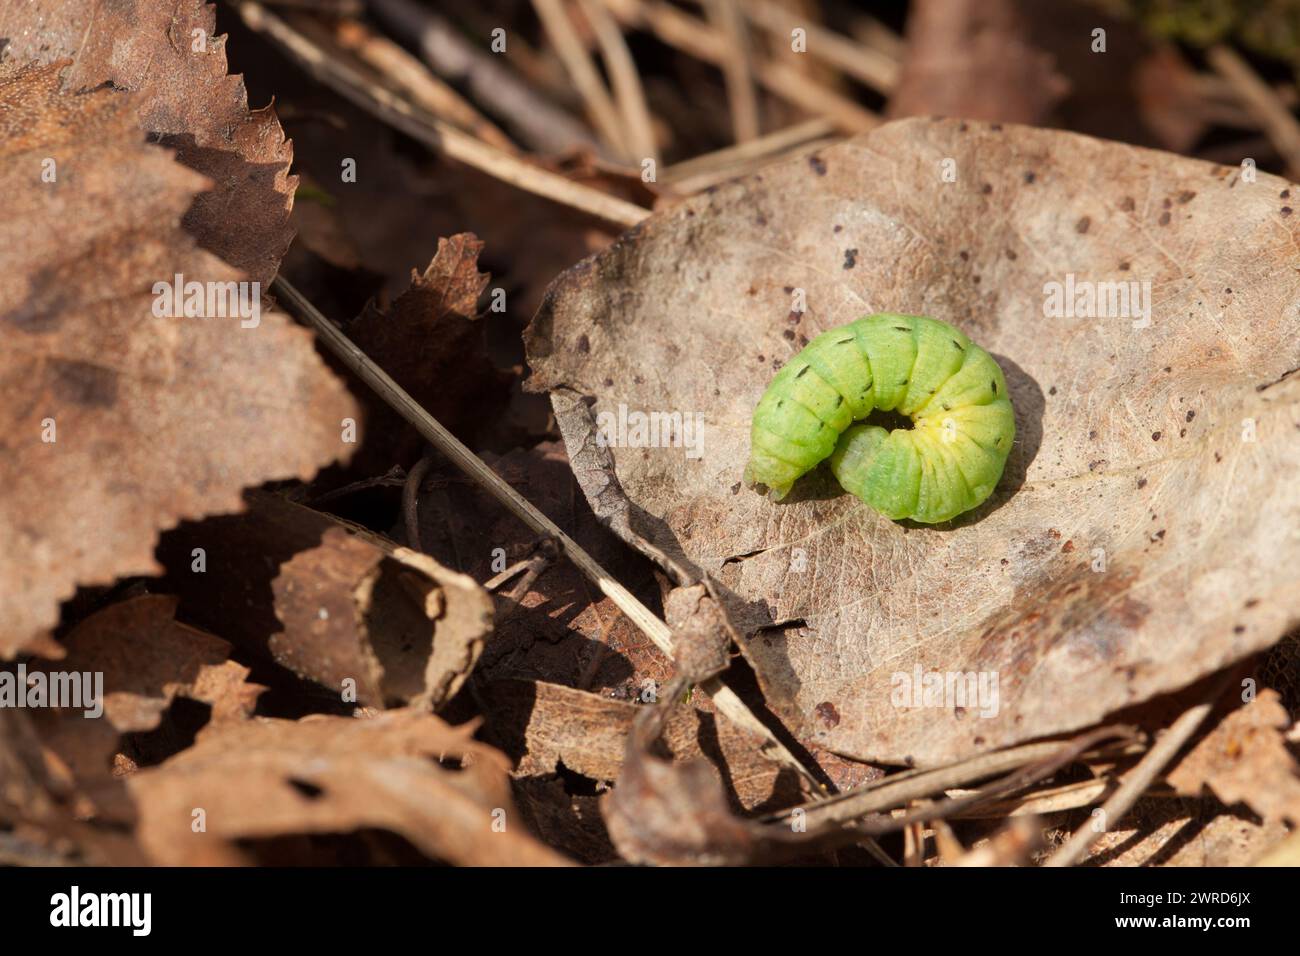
[744,313,1015,523]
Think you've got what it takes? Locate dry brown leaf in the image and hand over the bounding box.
[0,708,146,864]
[6,595,260,860]
[526,118,1300,766]
[1167,690,1300,825]
[345,232,508,464]
[480,678,806,812]
[35,594,261,735]
[0,62,356,658]
[511,776,616,865]
[157,492,491,710]
[125,709,571,865]
[600,678,778,866]
[0,0,297,284]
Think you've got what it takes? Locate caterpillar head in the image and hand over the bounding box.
[743,458,794,501]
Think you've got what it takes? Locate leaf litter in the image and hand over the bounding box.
[2,0,1298,869]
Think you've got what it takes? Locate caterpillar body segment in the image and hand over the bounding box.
[745,314,1015,523]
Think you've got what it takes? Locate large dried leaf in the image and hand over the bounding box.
[0,63,356,656]
[526,118,1300,765]
[0,0,297,283]
[157,493,491,710]
[25,595,262,811]
[125,710,570,866]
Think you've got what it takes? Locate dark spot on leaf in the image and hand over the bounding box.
[808,154,827,176]
[1075,216,1090,234]
[289,779,324,800]
[815,701,840,728]
[50,359,117,409]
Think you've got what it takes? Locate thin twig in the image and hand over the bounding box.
[744,0,899,93]
[271,276,822,790]
[660,116,834,183]
[1206,44,1300,178]
[705,0,761,142]
[483,557,536,591]
[235,1,650,228]
[601,0,879,132]
[768,725,1138,828]
[1044,679,1231,867]
[849,10,906,62]
[532,0,631,157]
[368,0,602,155]
[495,539,561,626]
[401,449,436,551]
[579,0,660,163]
[330,15,518,152]
[306,467,407,506]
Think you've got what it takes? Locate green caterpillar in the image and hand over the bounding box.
[744,313,1015,524]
